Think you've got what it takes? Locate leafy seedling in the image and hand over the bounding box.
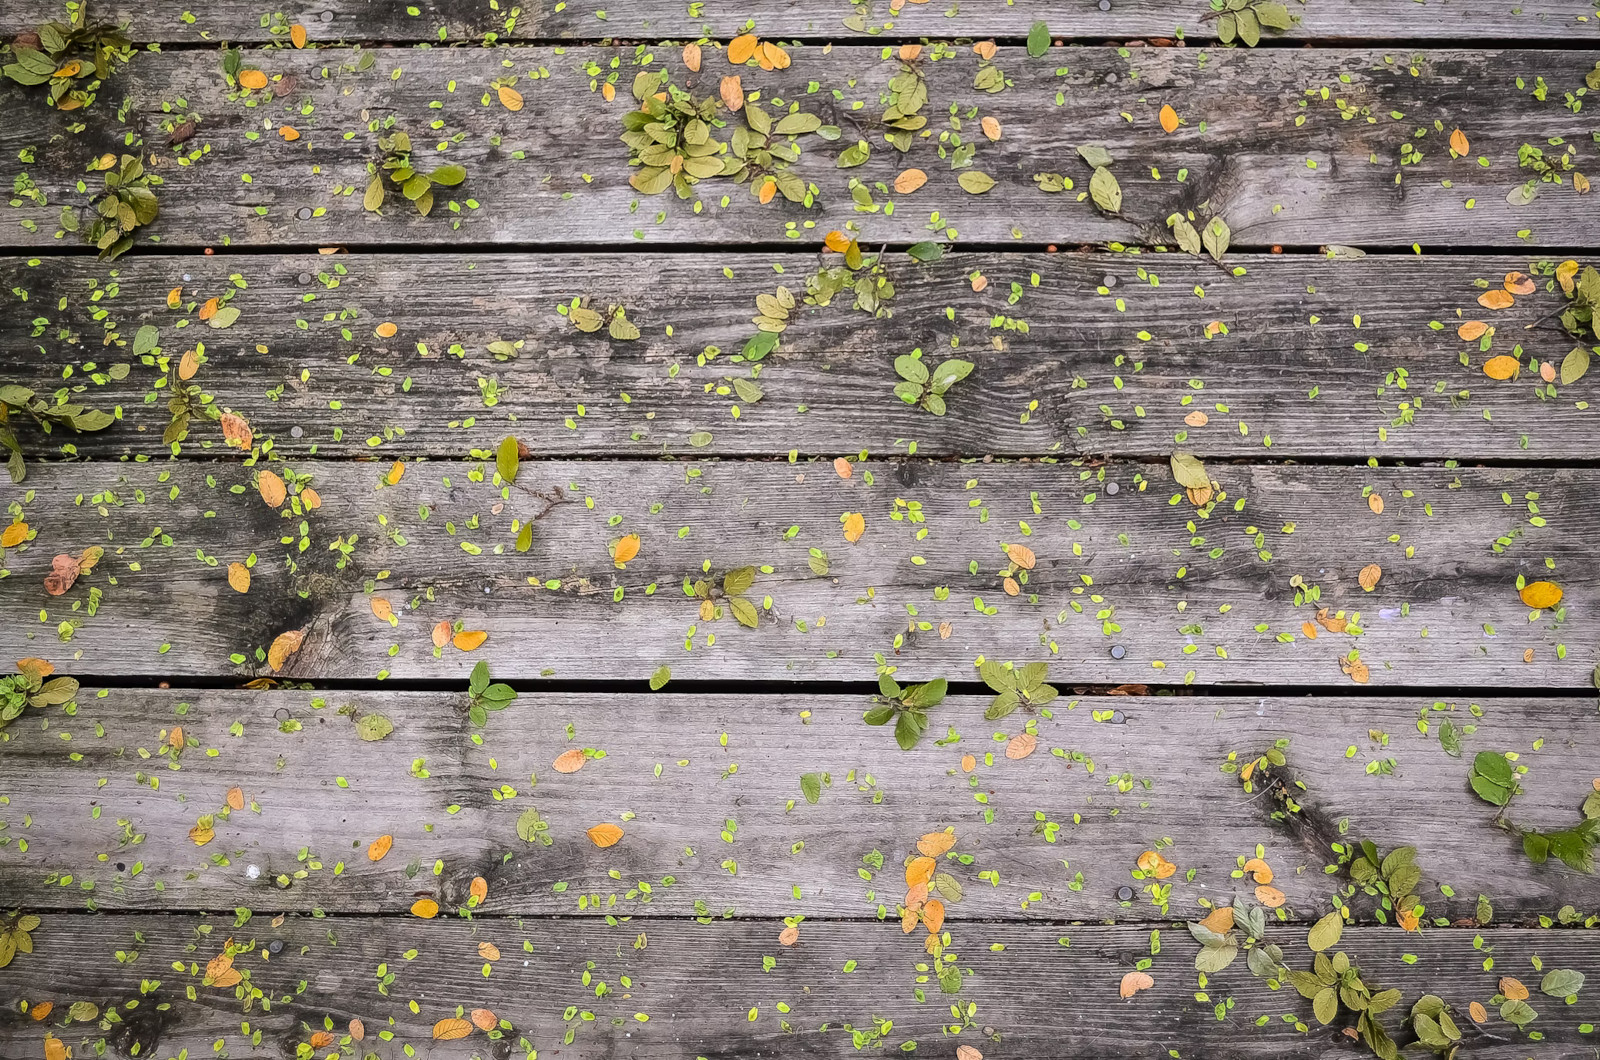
[893,351,974,416]
[0,384,115,483]
[864,675,948,750]
[1348,842,1423,927]
[1288,944,1401,1059]
[622,70,727,198]
[74,153,160,261]
[979,660,1057,720]
[1,662,79,734]
[1,6,133,111]
[0,912,42,968]
[1210,0,1297,47]
[466,661,517,728]
[566,299,640,341]
[1408,994,1464,1055]
[365,132,467,217]
[689,566,761,628]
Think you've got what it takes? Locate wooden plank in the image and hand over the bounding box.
[2,914,1597,1060]
[2,0,1592,44]
[4,689,1597,921]
[4,251,1593,462]
[3,46,1596,250]
[2,459,1595,686]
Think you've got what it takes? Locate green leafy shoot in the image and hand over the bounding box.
[365,131,467,218]
[1288,948,1401,1059]
[978,660,1057,720]
[1348,842,1422,924]
[1,665,79,734]
[0,384,115,484]
[689,566,761,628]
[80,153,160,261]
[863,675,948,750]
[0,911,43,968]
[466,661,517,728]
[1,6,133,111]
[1212,0,1298,47]
[1468,750,1518,807]
[893,350,974,416]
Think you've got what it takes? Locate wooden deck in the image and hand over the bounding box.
[1,4,1598,1060]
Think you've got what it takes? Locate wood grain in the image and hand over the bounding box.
[2,459,1594,686]
[2,0,1591,44]
[4,251,1593,462]
[2,913,1597,1060]
[2,46,1596,250]
[4,688,1597,921]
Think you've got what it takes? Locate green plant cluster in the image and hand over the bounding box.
[0,384,114,483]
[1,7,132,111]
[365,132,466,217]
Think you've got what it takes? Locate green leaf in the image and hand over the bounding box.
[469,660,490,696]
[1090,166,1122,213]
[1026,21,1050,57]
[893,710,925,750]
[1218,12,1238,43]
[1203,217,1231,262]
[363,175,385,212]
[429,164,466,186]
[958,171,996,195]
[900,678,948,709]
[1168,214,1202,255]
[355,714,394,741]
[723,566,756,597]
[774,112,822,136]
[1438,716,1462,757]
[729,595,759,628]
[862,705,895,726]
[905,241,944,262]
[208,306,241,330]
[516,807,547,844]
[1469,750,1515,806]
[649,664,671,691]
[837,140,871,168]
[1236,7,1262,45]
[1541,968,1584,998]
[929,359,974,395]
[1307,911,1344,952]
[1170,451,1210,490]
[515,523,533,553]
[1499,999,1537,1028]
[1254,1,1294,29]
[800,772,823,804]
[1312,987,1338,1025]
[984,689,1020,720]
[742,331,779,361]
[1077,144,1115,169]
[1194,940,1239,973]
[1561,346,1591,385]
[133,324,161,357]
[496,435,519,484]
[609,312,640,341]
[895,354,929,385]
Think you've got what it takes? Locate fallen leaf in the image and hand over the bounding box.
[30,1002,53,1021]
[843,512,865,542]
[1358,564,1382,591]
[375,321,398,338]
[411,898,439,919]
[469,877,489,906]
[960,754,976,773]
[1368,494,1383,515]
[1504,270,1535,295]
[1005,732,1037,760]
[587,823,624,847]
[1519,581,1563,609]
[611,533,641,566]
[973,40,997,60]
[226,562,251,593]
[1184,410,1209,427]
[682,43,702,72]
[1500,976,1529,1001]
[0,521,28,547]
[1483,355,1521,380]
[759,42,790,70]
[906,856,936,888]
[278,125,299,141]
[823,230,852,252]
[1457,320,1488,341]
[1158,104,1179,133]
[301,487,322,510]
[470,1008,497,1031]
[289,23,307,47]
[1005,543,1037,570]
[899,43,922,62]
[779,925,800,946]
[1341,656,1371,684]
[727,33,759,65]
[833,457,853,478]
[267,628,305,672]
[226,786,245,811]
[917,830,956,857]
[894,168,928,194]
[220,413,253,450]
[258,470,287,507]
[1477,289,1515,311]
[44,553,80,596]
[45,1039,66,1060]
[16,658,54,681]
[368,835,393,861]
[477,941,500,961]
[1449,128,1469,155]
[349,1019,365,1040]
[452,630,488,651]
[553,748,588,774]
[370,596,394,623]
[1255,884,1287,907]
[238,69,269,91]
[309,1032,334,1049]
[432,620,451,648]
[720,75,744,112]
[431,1017,471,1040]
[189,820,214,845]
[497,86,523,111]
[1469,1001,1487,1023]
[923,897,945,934]
[1243,857,1273,884]
[981,116,1002,141]
[1120,971,1155,998]
[385,462,405,486]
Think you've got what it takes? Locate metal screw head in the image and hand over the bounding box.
[1116,885,1135,902]
[289,426,304,439]
[296,207,313,220]
[1111,710,1126,725]
[319,10,335,22]
[268,939,284,953]
[1105,72,1117,83]
[296,272,312,285]
[1105,481,1119,495]
[1103,274,1118,287]
[1110,644,1126,660]
[1099,0,1112,9]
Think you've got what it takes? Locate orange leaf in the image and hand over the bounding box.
[1503,270,1535,295]
[1358,563,1382,592]
[45,1038,67,1060]
[757,178,777,204]
[611,533,641,566]
[980,116,1002,141]
[349,1019,365,1041]
[553,748,588,773]
[587,823,624,848]
[760,42,790,70]
[289,23,307,48]
[226,786,245,811]
[923,897,946,934]
[477,941,500,961]
[167,286,183,308]
[894,168,928,194]
[1199,906,1234,934]
[258,470,287,508]
[309,1032,335,1049]
[16,658,54,682]
[375,321,397,338]
[899,43,922,62]
[1184,410,1209,427]
[168,725,185,750]
[469,877,489,906]
[1255,884,1287,907]
[198,298,219,321]
[44,553,79,596]
[1456,320,1487,341]
[833,456,853,478]
[682,43,702,72]
[1499,977,1529,1001]
[453,630,488,651]
[823,230,852,253]
[901,906,919,933]
[1468,1001,1487,1023]
[727,33,759,65]
[973,40,997,60]
[370,596,395,623]
[497,85,524,111]
[1519,581,1562,609]
[778,925,800,946]
[1449,127,1468,156]
[1482,355,1520,380]
[960,754,975,773]
[470,1008,497,1031]
[1005,732,1037,760]
[432,620,452,648]
[278,125,300,141]
[227,562,251,593]
[1477,289,1514,311]
[1119,971,1155,998]
[431,1017,472,1040]
[267,628,305,672]
[1005,543,1036,570]
[30,1002,53,1021]
[720,75,744,112]
[1243,857,1273,884]
[411,898,439,919]
[1368,494,1383,515]
[601,81,616,102]
[368,835,393,862]
[842,512,865,543]
[905,855,936,888]
[385,461,405,485]
[220,413,253,450]
[917,830,956,857]
[301,487,322,510]
[1,521,27,547]
[1158,104,1179,133]
[239,69,269,91]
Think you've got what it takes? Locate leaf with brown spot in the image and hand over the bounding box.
[370,596,395,624]
[1504,270,1535,295]
[348,1020,365,1041]
[44,554,79,596]
[1255,884,1287,907]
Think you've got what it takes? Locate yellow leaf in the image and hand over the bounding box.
[45,1038,67,1060]
[411,898,440,919]
[267,628,305,672]
[727,33,759,65]
[760,42,790,70]
[167,286,183,308]
[290,24,307,48]
[453,630,488,651]
[894,168,928,194]
[227,562,251,594]
[587,823,624,848]
[905,856,935,888]
[238,69,269,91]
[1483,355,1520,380]
[386,461,406,485]
[431,1017,472,1040]
[189,820,214,845]
[1,522,28,547]
[1557,259,1581,295]
[1358,563,1382,591]
[497,85,523,111]
[1519,581,1562,609]
[917,831,955,857]
[843,512,865,543]
[368,835,393,861]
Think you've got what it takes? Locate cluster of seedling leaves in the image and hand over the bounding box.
[892,350,974,415]
[730,100,827,203]
[365,132,467,217]
[0,663,79,733]
[0,912,42,969]
[566,298,640,341]
[1556,261,1600,384]
[741,246,897,361]
[979,660,1058,719]
[1469,750,1598,871]
[466,661,517,728]
[623,71,727,198]
[863,675,948,750]
[1290,915,1403,1060]
[0,7,132,111]
[1210,0,1298,46]
[0,385,114,483]
[70,154,159,261]
[1348,842,1422,925]
[689,566,761,628]
[1167,210,1232,263]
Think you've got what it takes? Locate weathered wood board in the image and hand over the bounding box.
[3,689,1598,920]
[1,459,1592,685]
[2,914,1597,1060]
[3,47,1597,250]
[3,0,1594,44]
[3,251,1593,461]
